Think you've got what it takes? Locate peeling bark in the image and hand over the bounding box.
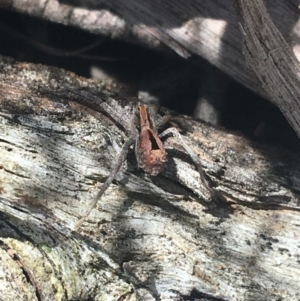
[0,56,299,300]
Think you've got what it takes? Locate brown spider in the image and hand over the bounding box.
[75,102,215,229]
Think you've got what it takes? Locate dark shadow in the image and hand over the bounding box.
[0,4,299,148]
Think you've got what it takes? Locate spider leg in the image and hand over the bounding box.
[156,114,171,130]
[159,127,215,201]
[75,137,135,229]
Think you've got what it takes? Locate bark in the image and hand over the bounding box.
[3,0,299,97]
[0,55,300,300]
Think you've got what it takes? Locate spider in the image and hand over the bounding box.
[74,98,215,229]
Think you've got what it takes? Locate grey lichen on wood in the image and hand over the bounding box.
[0,56,300,300]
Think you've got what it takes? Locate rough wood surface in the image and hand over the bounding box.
[5,0,300,98]
[237,0,300,139]
[0,56,300,300]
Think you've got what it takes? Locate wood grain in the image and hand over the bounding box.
[0,56,299,300]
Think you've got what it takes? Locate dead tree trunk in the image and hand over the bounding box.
[0,56,299,300]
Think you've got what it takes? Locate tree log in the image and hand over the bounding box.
[0,56,299,300]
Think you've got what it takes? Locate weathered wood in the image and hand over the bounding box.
[6,0,300,98]
[237,0,300,139]
[0,56,300,300]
